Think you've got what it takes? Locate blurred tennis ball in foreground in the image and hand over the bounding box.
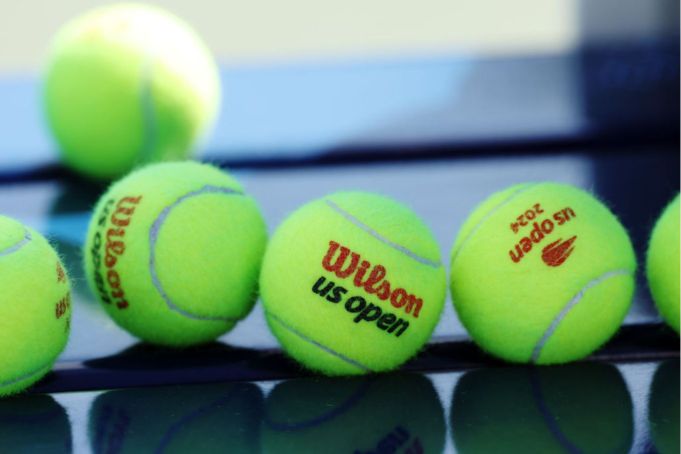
[43,3,221,180]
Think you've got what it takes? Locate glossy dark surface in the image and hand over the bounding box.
[0,360,678,453]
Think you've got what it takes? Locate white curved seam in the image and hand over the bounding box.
[325,200,440,268]
[451,183,539,266]
[149,185,244,322]
[531,269,633,363]
[0,229,31,257]
[267,311,372,372]
[139,51,157,164]
[0,362,50,388]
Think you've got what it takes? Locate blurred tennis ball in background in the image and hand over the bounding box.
[260,192,447,375]
[450,182,636,364]
[451,362,634,454]
[0,215,72,397]
[0,394,72,451]
[648,360,680,454]
[43,3,221,180]
[83,162,267,346]
[90,382,263,453]
[646,195,680,333]
[262,373,445,453]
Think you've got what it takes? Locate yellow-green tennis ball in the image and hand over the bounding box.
[43,3,221,180]
[262,374,445,454]
[646,195,680,333]
[0,216,72,397]
[0,395,72,450]
[83,161,266,346]
[89,383,263,453]
[451,362,633,454]
[648,360,680,454]
[260,192,446,375]
[450,182,636,364]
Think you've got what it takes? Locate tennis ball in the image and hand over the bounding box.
[648,360,680,454]
[90,382,263,453]
[43,3,221,180]
[646,195,680,333]
[263,373,445,454]
[260,191,446,375]
[83,161,266,346]
[0,216,72,397]
[0,394,72,450]
[451,362,633,454]
[450,182,636,364]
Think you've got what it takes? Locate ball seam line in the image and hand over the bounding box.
[266,310,373,372]
[450,183,539,266]
[325,199,440,268]
[0,228,31,258]
[0,362,50,389]
[531,268,633,363]
[149,184,245,323]
[138,51,158,165]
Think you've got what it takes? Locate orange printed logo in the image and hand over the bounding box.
[542,236,577,267]
[322,241,424,318]
[508,203,578,267]
[56,262,66,283]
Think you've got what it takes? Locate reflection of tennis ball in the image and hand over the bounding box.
[83,162,266,346]
[263,373,445,453]
[260,192,446,375]
[450,182,636,364]
[0,216,72,397]
[649,360,680,454]
[451,362,633,454]
[0,395,72,450]
[90,382,263,453]
[43,3,221,180]
[646,195,680,333]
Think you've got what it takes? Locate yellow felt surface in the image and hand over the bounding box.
[260,191,446,375]
[450,182,636,364]
[646,195,680,333]
[0,216,71,396]
[83,161,267,346]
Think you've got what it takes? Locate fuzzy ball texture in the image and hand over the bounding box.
[0,216,72,397]
[450,182,636,364]
[0,395,72,450]
[43,3,221,180]
[646,195,680,333]
[262,374,445,454]
[260,192,447,375]
[648,360,679,454]
[451,362,633,454]
[83,161,267,346]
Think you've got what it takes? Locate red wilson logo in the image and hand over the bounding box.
[508,203,578,267]
[541,236,577,267]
